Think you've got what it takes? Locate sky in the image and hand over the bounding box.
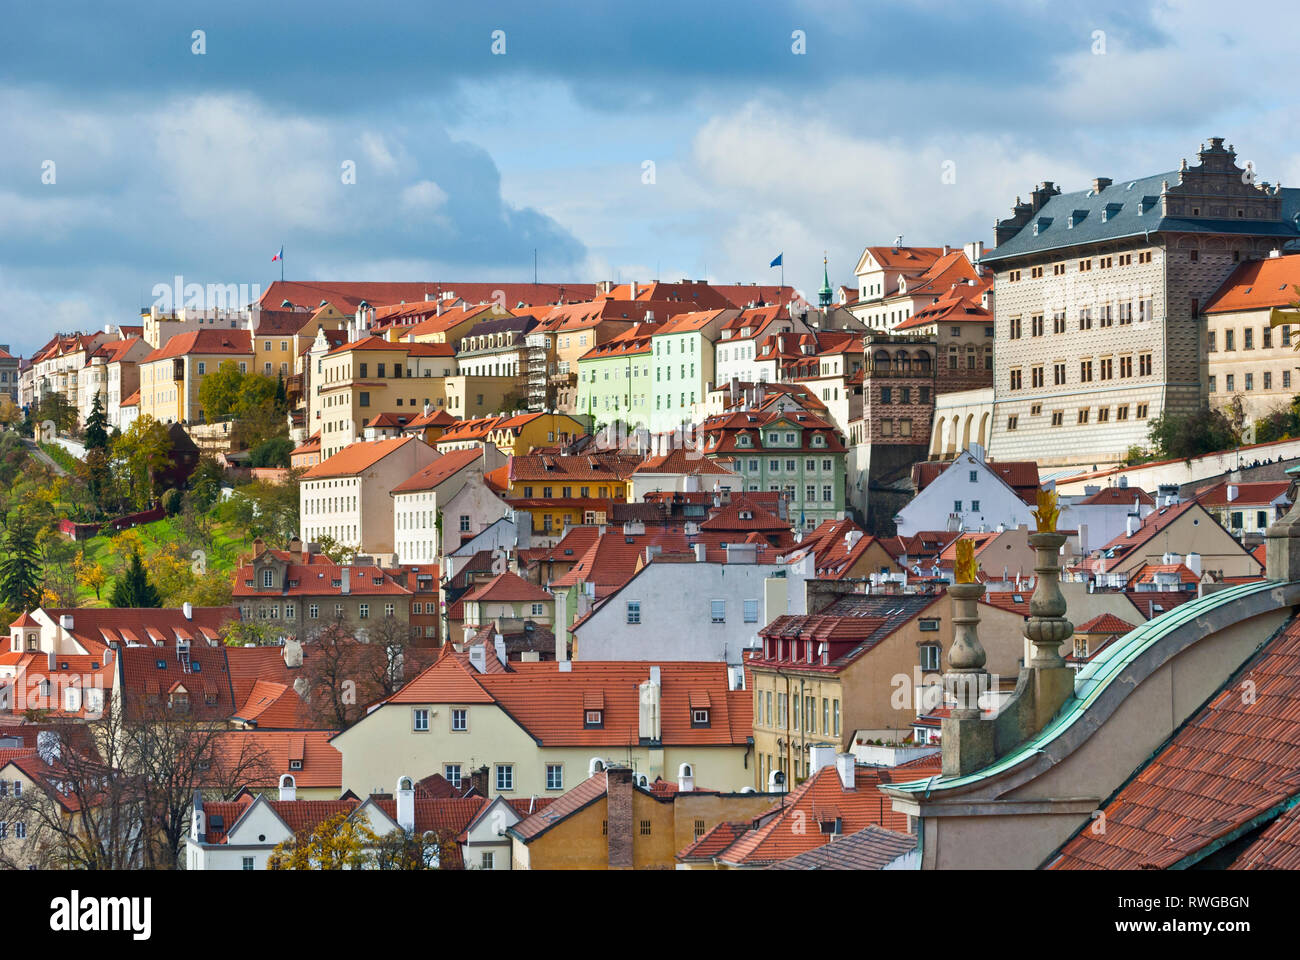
[2,0,1298,353]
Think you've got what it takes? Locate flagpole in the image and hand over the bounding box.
[281,243,285,283]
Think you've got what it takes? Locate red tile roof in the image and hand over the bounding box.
[390,448,484,494]
[140,329,252,363]
[1194,479,1291,508]
[301,435,419,480]
[710,762,935,866]
[1203,253,1300,314]
[1052,614,1300,870]
[461,571,552,605]
[1074,613,1136,635]
[1076,486,1155,506]
[209,730,341,789]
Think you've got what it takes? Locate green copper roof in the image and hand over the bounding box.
[888,578,1281,794]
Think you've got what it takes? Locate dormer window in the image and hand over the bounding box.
[289,760,303,771]
[691,708,711,727]
[261,569,274,588]
[584,709,604,728]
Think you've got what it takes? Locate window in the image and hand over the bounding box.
[1053,362,1065,386]
[744,599,759,623]
[969,470,978,483]
[546,764,564,790]
[451,708,467,731]
[1031,366,1044,388]
[1097,407,1110,422]
[1080,359,1093,382]
[261,568,274,588]
[1031,315,1044,337]
[1136,403,1149,419]
[413,709,429,731]
[1078,408,1090,424]
[1051,410,1063,427]
[1007,415,1018,431]
[692,708,711,726]
[954,500,963,513]
[640,820,652,836]
[1139,353,1152,376]
[358,603,369,619]
[971,499,981,511]
[480,852,495,869]
[1246,373,1254,391]
[1226,374,1235,391]
[1009,369,1022,390]
[833,699,840,736]
[711,600,726,623]
[445,764,462,788]
[495,765,514,791]
[242,857,255,871]
[1245,328,1254,350]
[1009,316,1022,339]
[1120,356,1133,378]
[920,645,941,671]
[1117,405,1129,421]
[1226,329,1235,351]
[1100,357,1113,380]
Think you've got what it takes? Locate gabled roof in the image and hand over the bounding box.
[1075,485,1155,507]
[390,448,483,494]
[1194,479,1291,508]
[301,436,419,480]
[461,571,552,605]
[509,773,610,842]
[140,330,252,363]
[764,823,917,870]
[754,593,943,673]
[1074,613,1136,635]
[711,762,936,866]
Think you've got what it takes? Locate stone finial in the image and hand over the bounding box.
[940,580,994,776]
[1266,467,1300,581]
[1026,532,1072,667]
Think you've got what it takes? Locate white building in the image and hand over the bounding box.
[570,545,781,667]
[390,446,507,565]
[894,446,1036,537]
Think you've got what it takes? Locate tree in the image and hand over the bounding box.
[359,613,418,699]
[111,415,173,510]
[300,619,383,728]
[84,393,109,450]
[74,553,108,601]
[187,455,225,514]
[267,811,378,870]
[0,717,145,870]
[111,551,162,608]
[1147,407,1240,461]
[196,360,246,421]
[122,702,273,870]
[370,827,460,870]
[314,534,356,565]
[249,435,293,468]
[0,515,42,612]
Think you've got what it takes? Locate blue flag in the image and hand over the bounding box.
[769,253,783,268]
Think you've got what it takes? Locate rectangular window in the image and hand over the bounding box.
[495,765,514,791]
[444,764,462,788]
[711,600,726,623]
[744,599,759,623]
[1245,328,1254,350]
[242,857,255,870]
[452,708,467,731]
[546,764,564,791]
[413,709,429,731]
[626,601,641,624]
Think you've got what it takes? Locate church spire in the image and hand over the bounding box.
[818,252,832,308]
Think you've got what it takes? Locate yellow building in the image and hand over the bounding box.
[314,334,457,459]
[747,588,1027,788]
[508,765,777,869]
[330,647,754,801]
[435,411,588,458]
[137,329,254,425]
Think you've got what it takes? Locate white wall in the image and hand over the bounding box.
[574,557,780,665]
[894,449,1034,537]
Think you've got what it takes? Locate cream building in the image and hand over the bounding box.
[331,651,753,800]
[985,138,1300,468]
[137,329,254,425]
[299,435,441,555]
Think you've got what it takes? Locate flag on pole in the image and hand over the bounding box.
[769,253,783,268]
[272,246,283,262]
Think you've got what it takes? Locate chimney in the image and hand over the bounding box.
[283,637,303,669]
[60,614,74,631]
[1186,552,1202,577]
[629,280,637,299]
[834,753,856,790]
[677,762,695,792]
[278,774,296,802]
[182,601,193,620]
[1227,483,1240,502]
[606,766,635,869]
[469,765,489,798]
[1126,513,1141,537]
[554,591,569,663]
[1092,176,1113,194]
[693,542,707,562]
[809,744,837,776]
[47,650,57,671]
[638,667,661,740]
[493,633,508,667]
[396,777,415,832]
[845,529,863,551]
[340,568,350,595]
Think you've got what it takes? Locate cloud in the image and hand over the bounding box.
[0,88,586,352]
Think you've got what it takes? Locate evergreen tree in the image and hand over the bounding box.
[274,372,287,412]
[84,393,109,450]
[0,517,42,612]
[111,551,162,608]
